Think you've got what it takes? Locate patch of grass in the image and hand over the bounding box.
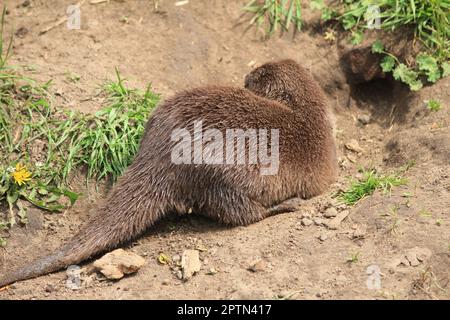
[0,71,159,238]
[419,209,432,218]
[1,70,159,184]
[426,99,442,111]
[244,1,448,89]
[339,169,407,205]
[347,251,360,264]
[312,0,450,91]
[0,7,160,241]
[0,7,13,70]
[244,0,303,36]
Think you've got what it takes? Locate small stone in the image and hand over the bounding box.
[44,284,56,293]
[400,256,410,266]
[325,210,350,230]
[324,207,338,218]
[172,254,181,263]
[301,212,312,219]
[93,249,146,280]
[319,234,328,241]
[358,114,371,125]
[176,270,183,280]
[405,252,420,267]
[208,267,217,275]
[346,154,357,163]
[22,0,31,7]
[314,217,325,226]
[345,139,364,153]
[352,226,367,239]
[66,265,82,290]
[301,217,313,226]
[248,259,266,272]
[162,279,170,285]
[15,27,29,38]
[404,247,432,266]
[181,250,201,280]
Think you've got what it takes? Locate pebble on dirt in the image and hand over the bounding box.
[325,210,350,230]
[345,139,364,154]
[181,249,202,280]
[248,259,267,273]
[323,207,338,218]
[357,114,371,125]
[314,217,326,226]
[93,249,146,280]
[404,247,432,267]
[301,217,313,226]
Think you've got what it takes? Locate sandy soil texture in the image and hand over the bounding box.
[0,0,449,300]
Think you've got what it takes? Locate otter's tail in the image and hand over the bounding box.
[0,168,167,288]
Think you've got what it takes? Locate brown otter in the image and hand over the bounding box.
[0,59,337,287]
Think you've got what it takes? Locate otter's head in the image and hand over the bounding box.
[244,59,307,103]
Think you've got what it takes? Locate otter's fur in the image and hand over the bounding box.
[0,59,337,287]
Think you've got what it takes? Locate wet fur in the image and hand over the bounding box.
[0,59,337,287]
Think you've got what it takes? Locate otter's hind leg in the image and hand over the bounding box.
[203,191,294,226]
[268,197,305,215]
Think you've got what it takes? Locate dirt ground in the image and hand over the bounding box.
[0,0,449,300]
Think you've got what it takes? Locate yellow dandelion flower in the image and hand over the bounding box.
[12,163,32,186]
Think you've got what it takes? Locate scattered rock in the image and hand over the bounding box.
[181,249,201,280]
[66,265,82,290]
[301,217,313,226]
[44,284,56,293]
[207,267,218,275]
[392,247,433,268]
[15,27,29,38]
[323,207,338,218]
[404,247,432,267]
[248,259,266,273]
[325,210,350,230]
[405,251,420,267]
[345,139,364,153]
[357,114,371,125]
[319,234,328,242]
[352,226,367,239]
[346,154,358,163]
[21,0,31,7]
[162,279,170,285]
[314,217,326,226]
[301,211,312,219]
[93,249,146,280]
[247,60,256,68]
